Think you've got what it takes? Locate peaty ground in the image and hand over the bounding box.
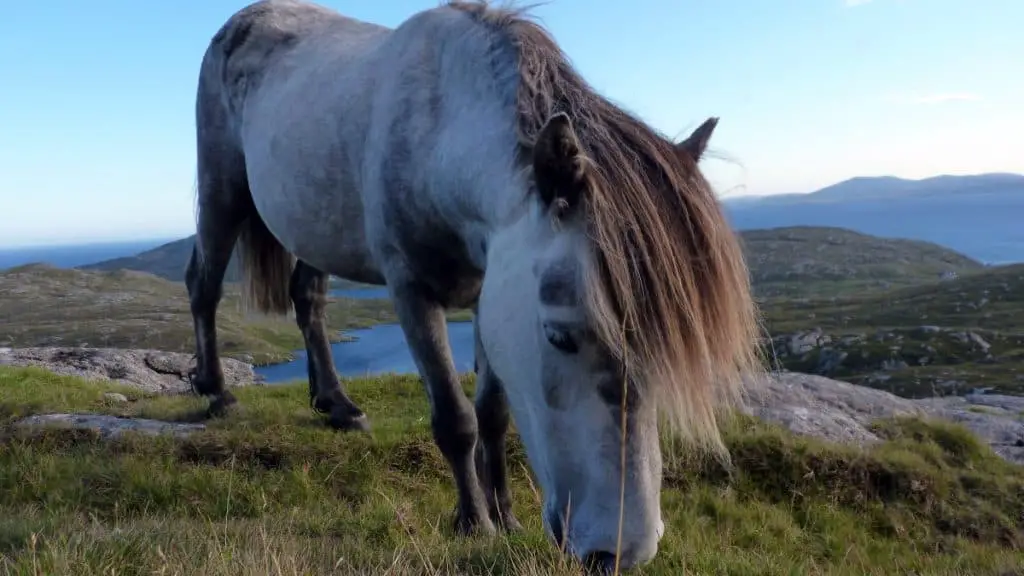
[1,367,1023,575]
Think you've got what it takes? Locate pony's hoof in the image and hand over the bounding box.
[453,509,497,537]
[206,391,238,419]
[328,409,371,432]
[496,512,523,533]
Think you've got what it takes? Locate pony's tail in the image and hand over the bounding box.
[235,213,294,316]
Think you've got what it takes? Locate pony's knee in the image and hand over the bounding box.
[432,402,479,458]
[186,249,223,308]
[475,373,509,439]
[288,261,327,320]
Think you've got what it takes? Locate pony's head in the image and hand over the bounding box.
[458,2,762,570]
[478,113,761,571]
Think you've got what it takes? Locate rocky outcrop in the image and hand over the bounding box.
[765,326,1024,397]
[3,347,1022,465]
[745,372,1024,464]
[0,346,260,394]
[15,413,206,439]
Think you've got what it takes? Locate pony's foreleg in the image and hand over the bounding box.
[390,282,495,536]
[185,205,246,418]
[472,312,522,532]
[289,260,370,431]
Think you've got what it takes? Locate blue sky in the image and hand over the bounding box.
[1,0,1021,247]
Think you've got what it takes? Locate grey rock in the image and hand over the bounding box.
[6,347,1022,466]
[16,413,205,439]
[744,372,1024,465]
[967,331,992,352]
[0,347,261,394]
[949,331,992,353]
[103,392,129,403]
[786,328,831,355]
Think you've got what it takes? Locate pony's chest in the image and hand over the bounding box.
[382,212,485,309]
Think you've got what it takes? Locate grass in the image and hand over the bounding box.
[0,265,471,366]
[1,366,1022,575]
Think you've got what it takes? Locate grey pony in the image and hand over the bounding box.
[186,0,762,571]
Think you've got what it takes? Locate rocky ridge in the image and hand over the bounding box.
[745,371,1024,464]
[3,347,1022,465]
[0,346,258,394]
[768,325,1024,395]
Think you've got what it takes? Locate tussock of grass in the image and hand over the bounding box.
[0,366,1022,575]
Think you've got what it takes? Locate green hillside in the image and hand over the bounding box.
[80,227,984,299]
[0,265,468,366]
[741,226,984,298]
[80,236,369,290]
[765,263,1024,397]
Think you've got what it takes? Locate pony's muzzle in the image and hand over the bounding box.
[545,508,565,548]
[546,507,658,572]
[582,550,617,574]
[580,543,656,574]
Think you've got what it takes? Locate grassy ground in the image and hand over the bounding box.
[0,265,470,366]
[1,366,1022,575]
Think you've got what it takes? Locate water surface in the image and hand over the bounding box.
[327,287,388,300]
[255,321,474,383]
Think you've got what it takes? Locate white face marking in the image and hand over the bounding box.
[478,206,664,569]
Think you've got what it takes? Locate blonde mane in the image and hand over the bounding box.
[448,1,765,455]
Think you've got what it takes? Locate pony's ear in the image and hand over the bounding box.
[676,116,719,163]
[533,112,587,211]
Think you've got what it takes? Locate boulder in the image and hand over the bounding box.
[0,346,260,394]
[16,413,205,439]
[745,372,1024,464]
[4,347,1022,465]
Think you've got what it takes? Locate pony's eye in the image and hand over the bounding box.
[543,323,579,355]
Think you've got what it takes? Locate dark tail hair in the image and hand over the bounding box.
[235,213,294,316]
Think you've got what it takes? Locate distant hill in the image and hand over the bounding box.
[740,226,984,298]
[82,236,205,282]
[80,236,366,289]
[725,173,1024,265]
[740,173,1024,204]
[0,239,173,270]
[82,226,980,298]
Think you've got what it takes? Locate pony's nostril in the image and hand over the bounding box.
[582,550,617,574]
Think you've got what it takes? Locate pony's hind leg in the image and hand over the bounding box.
[472,313,522,531]
[289,260,370,431]
[185,186,249,418]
